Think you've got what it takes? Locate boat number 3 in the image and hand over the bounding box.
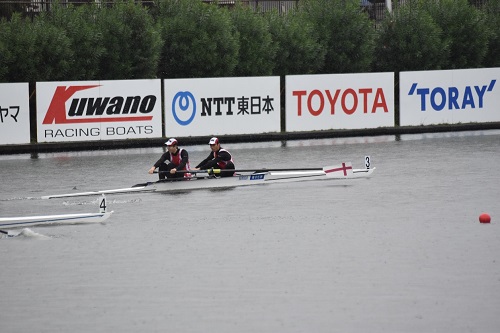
[365,156,371,169]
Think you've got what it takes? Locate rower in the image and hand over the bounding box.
[148,138,191,179]
[193,137,235,177]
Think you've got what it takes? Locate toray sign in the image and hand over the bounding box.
[400,68,500,125]
[408,80,496,112]
[286,73,394,131]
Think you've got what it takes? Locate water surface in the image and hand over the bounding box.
[1,131,499,333]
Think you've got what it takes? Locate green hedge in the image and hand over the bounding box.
[0,0,498,83]
[155,0,238,78]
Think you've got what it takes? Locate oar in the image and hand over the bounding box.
[0,229,18,237]
[44,175,207,199]
[133,174,208,187]
[41,185,155,199]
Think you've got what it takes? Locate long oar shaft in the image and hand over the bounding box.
[157,167,323,174]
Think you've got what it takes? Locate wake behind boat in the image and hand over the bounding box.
[0,195,112,233]
[42,160,375,199]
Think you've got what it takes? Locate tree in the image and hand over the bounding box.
[0,13,72,82]
[156,0,238,78]
[483,0,500,67]
[374,1,447,72]
[420,0,489,69]
[0,19,12,82]
[299,0,376,73]
[266,8,324,76]
[46,3,105,80]
[230,1,276,76]
[96,0,162,80]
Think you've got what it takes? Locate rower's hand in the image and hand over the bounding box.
[170,168,177,174]
[192,167,200,171]
[148,167,156,174]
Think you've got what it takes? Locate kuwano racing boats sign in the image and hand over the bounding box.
[36,79,162,143]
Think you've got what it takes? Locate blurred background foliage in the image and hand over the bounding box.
[0,0,498,83]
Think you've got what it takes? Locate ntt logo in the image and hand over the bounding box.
[172,91,196,126]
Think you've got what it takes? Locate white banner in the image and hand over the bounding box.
[400,68,500,126]
[36,79,162,143]
[164,77,280,137]
[0,82,30,145]
[286,73,395,131]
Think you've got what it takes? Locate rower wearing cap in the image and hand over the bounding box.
[194,137,235,177]
[148,138,191,179]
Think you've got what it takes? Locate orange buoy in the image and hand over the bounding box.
[479,213,491,224]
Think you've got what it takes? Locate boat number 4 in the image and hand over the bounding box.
[365,156,371,169]
[99,195,107,213]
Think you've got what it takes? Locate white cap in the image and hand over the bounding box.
[208,137,219,145]
[165,138,178,146]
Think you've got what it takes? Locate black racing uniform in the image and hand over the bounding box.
[196,148,235,177]
[154,148,189,179]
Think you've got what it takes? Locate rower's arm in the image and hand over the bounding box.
[198,159,219,169]
[198,151,231,169]
[153,152,170,168]
[196,153,213,169]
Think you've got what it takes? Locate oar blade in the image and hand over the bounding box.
[0,229,20,237]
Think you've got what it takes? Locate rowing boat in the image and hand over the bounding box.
[42,161,375,199]
[0,211,112,230]
[0,195,112,230]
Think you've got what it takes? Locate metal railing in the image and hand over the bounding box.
[0,0,492,21]
[0,1,154,18]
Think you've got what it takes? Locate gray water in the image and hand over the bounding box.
[1,131,500,333]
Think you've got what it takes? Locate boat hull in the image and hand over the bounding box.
[41,167,375,199]
[149,168,375,192]
[0,211,113,229]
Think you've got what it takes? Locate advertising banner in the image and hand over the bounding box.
[36,79,162,143]
[164,77,280,137]
[286,73,395,131]
[400,68,500,126]
[0,82,30,145]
